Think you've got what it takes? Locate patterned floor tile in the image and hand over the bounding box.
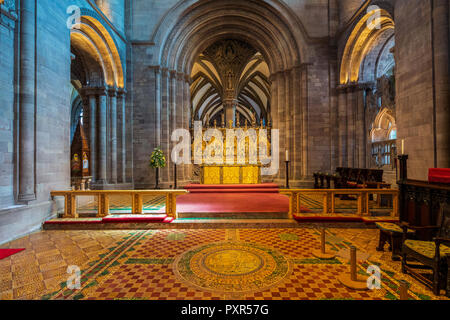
[0,226,448,300]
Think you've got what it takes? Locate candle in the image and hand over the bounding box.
[401,139,404,155]
[286,150,289,161]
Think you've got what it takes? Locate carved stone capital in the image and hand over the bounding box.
[81,86,107,97]
[161,68,169,77]
[177,72,185,81]
[107,87,118,97]
[149,65,161,74]
[117,88,127,97]
[169,70,177,79]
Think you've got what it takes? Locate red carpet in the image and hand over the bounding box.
[178,183,297,214]
[45,220,102,225]
[45,215,173,225]
[103,214,168,223]
[184,183,280,193]
[177,193,290,213]
[0,248,25,260]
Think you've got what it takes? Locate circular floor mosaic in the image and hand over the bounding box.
[173,242,291,293]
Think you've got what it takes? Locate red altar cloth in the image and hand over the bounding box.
[428,168,450,184]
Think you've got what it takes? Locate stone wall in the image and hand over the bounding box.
[95,0,125,32]
[395,0,450,179]
[0,2,17,208]
[0,0,128,244]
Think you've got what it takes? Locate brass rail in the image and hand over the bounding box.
[50,190,188,219]
[279,189,399,218]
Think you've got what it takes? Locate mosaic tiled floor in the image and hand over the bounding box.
[0,227,448,300]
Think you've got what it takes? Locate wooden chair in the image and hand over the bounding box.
[401,202,450,296]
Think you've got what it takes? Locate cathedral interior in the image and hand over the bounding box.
[0,0,450,304]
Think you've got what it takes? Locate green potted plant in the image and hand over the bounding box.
[149,147,166,189]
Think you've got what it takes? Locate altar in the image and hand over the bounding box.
[201,164,261,184]
[192,119,271,185]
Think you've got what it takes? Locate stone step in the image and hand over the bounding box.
[178,211,289,219]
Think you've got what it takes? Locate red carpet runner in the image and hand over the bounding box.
[0,248,25,260]
[178,183,290,214]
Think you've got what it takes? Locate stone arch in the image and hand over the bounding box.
[340,7,395,84]
[70,13,124,88]
[153,0,307,75]
[371,108,396,142]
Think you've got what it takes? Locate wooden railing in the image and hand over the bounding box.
[50,190,188,219]
[279,189,399,218]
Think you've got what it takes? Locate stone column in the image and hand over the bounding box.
[300,67,309,178]
[117,89,127,183]
[97,89,108,184]
[292,66,302,181]
[184,75,191,182]
[154,67,162,147]
[18,0,36,202]
[355,86,367,168]
[108,87,118,184]
[329,61,339,173]
[346,85,357,168]
[284,70,293,180]
[88,92,97,181]
[125,87,133,183]
[176,72,185,183]
[337,86,348,168]
[169,70,178,186]
[277,72,286,180]
[433,0,450,168]
[161,68,170,184]
[224,98,237,127]
[269,73,278,181]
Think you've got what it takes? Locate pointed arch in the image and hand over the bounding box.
[340,8,395,84]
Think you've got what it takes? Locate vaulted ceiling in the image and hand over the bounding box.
[190,39,271,126]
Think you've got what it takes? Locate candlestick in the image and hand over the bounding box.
[285,160,290,189]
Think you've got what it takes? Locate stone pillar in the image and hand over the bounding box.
[433,0,450,168]
[169,70,178,186]
[125,88,133,184]
[97,89,108,184]
[277,71,286,180]
[346,85,356,168]
[154,67,162,147]
[108,87,118,183]
[88,92,97,181]
[328,60,339,173]
[337,86,348,168]
[355,86,367,168]
[224,98,237,127]
[269,73,278,180]
[18,0,36,202]
[292,66,302,181]
[176,72,185,183]
[300,67,309,178]
[161,68,170,184]
[117,89,127,183]
[285,70,293,180]
[184,75,192,182]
